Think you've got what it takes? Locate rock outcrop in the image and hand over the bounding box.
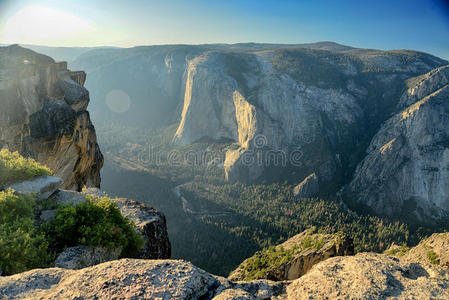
[229,229,354,281]
[400,233,449,267]
[287,253,449,300]
[347,65,449,221]
[2,251,448,299]
[8,175,62,200]
[0,259,286,299]
[0,45,103,190]
[114,197,172,259]
[81,188,172,259]
[293,173,319,198]
[10,177,171,267]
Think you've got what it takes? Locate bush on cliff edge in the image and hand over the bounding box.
[0,189,52,275]
[47,194,144,257]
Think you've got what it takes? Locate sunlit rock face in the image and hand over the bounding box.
[0,45,103,190]
[173,47,447,190]
[347,65,449,221]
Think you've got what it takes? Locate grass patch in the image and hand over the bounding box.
[0,149,52,185]
[427,250,439,265]
[299,235,327,251]
[384,244,410,257]
[237,245,297,280]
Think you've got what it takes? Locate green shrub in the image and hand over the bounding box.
[47,195,144,257]
[427,250,439,265]
[0,149,52,185]
[240,245,297,280]
[384,244,410,257]
[0,189,52,275]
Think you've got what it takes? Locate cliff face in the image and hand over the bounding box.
[0,45,103,190]
[173,48,447,189]
[347,66,449,221]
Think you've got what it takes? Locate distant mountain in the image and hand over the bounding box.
[21,42,449,221]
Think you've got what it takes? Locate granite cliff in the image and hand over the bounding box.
[347,65,449,221]
[172,48,447,188]
[0,45,103,190]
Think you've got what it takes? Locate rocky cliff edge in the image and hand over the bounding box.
[0,45,103,190]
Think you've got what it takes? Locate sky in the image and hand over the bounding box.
[0,0,448,59]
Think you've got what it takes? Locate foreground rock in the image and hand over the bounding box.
[53,246,121,270]
[401,233,449,267]
[0,259,285,299]
[287,253,449,300]
[113,197,171,259]
[2,253,448,299]
[0,45,103,190]
[0,259,218,299]
[229,229,353,281]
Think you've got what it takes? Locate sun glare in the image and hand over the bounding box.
[0,5,93,46]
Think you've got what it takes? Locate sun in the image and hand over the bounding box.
[0,5,93,46]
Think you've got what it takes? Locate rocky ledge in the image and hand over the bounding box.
[0,45,103,190]
[287,252,449,300]
[1,244,448,299]
[4,174,171,271]
[229,229,354,281]
[0,223,447,299]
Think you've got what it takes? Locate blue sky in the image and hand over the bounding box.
[0,0,448,59]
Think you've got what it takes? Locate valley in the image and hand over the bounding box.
[38,41,446,277]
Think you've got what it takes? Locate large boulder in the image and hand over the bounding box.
[8,175,62,200]
[229,228,353,281]
[113,197,171,259]
[286,253,449,299]
[0,259,287,300]
[0,259,220,299]
[51,189,86,205]
[0,45,103,191]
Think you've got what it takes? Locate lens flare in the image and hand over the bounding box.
[0,5,92,45]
